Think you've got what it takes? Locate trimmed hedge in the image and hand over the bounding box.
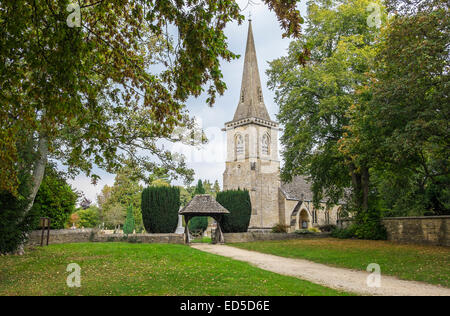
[216,189,251,233]
[141,186,180,233]
[188,216,208,232]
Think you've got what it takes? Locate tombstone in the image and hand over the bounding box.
[175,214,185,234]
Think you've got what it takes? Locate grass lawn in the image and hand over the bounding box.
[0,242,350,296]
[231,238,450,287]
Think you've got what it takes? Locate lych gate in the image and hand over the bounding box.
[179,195,230,244]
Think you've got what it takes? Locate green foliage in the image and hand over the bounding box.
[98,164,144,230]
[331,210,386,240]
[31,164,78,229]
[269,0,386,211]
[216,189,252,233]
[294,229,314,235]
[75,207,100,229]
[0,174,36,254]
[353,209,387,240]
[188,216,209,233]
[272,224,289,233]
[141,186,180,233]
[194,180,206,195]
[331,226,358,239]
[123,205,135,236]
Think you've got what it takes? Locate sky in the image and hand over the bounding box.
[69,1,308,204]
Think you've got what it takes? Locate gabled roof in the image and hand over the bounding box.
[179,195,230,215]
[280,176,314,201]
[231,20,272,123]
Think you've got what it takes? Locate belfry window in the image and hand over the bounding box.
[262,133,270,155]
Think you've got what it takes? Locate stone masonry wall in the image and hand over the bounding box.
[26,229,184,246]
[382,216,449,247]
[223,232,330,243]
[336,216,449,247]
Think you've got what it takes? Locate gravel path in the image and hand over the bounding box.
[191,244,450,296]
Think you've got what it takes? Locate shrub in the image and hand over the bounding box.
[294,229,314,235]
[188,216,208,232]
[0,174,37,254]
[272,224,289,233]
[141,186,180,233]
[123,204,135,235]
[331,225,357,239]
[319,224,336,232]
[216,189,251,233]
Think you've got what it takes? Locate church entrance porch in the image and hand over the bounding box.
[300,209,310,229]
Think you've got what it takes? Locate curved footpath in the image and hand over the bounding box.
[191,244,450,296]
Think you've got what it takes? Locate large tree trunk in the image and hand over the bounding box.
[26,134,48,212]
[15,133,48,255]
[349,163,363,210]
[361,166,370,212]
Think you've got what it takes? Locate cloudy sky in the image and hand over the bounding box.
[69,1,308,204]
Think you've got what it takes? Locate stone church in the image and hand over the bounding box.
[222,21,341,232]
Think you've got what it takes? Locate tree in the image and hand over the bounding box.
[268,0,387,238]
[1,1,304,252]
[105,203,126,231]
[98,163,144,231]
[31,164,78,229]
[213,180,221,196]
[194,180,206,195]
[216,189,252,233]
[75,206,100,228]
[341,0,449,216]
[179,186,192,207]
[141,186,180,233]
[123,205,135,236]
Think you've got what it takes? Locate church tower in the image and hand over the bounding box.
[223,20,280,231]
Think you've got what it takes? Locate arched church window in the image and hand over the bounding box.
[235,134,244,157]
[241,92,245,103]
[258,87,263,103]
[262,133,270,155]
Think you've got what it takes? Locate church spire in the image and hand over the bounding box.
[232,20,271,122]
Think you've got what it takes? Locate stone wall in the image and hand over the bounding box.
[382,216,449,247]
[223,232,330,243]
[337,216,449,247]
[26,229,184,246]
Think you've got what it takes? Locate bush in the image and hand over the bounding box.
[123,204,135,235]
[294,229,314,235]
[188,216,208,232]
[319,224,336,232]
[0,174,37,254]
[216,189,251,233]
[331,225,357,239]
[272,224,289,233]
[141,186,180,233]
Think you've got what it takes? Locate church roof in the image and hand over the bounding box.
[231,20,272,123]
[179,195,230,215]
[281,176,346,204]
[280,176,314,201]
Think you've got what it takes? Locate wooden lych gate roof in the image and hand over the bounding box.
[179,195,230,215]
